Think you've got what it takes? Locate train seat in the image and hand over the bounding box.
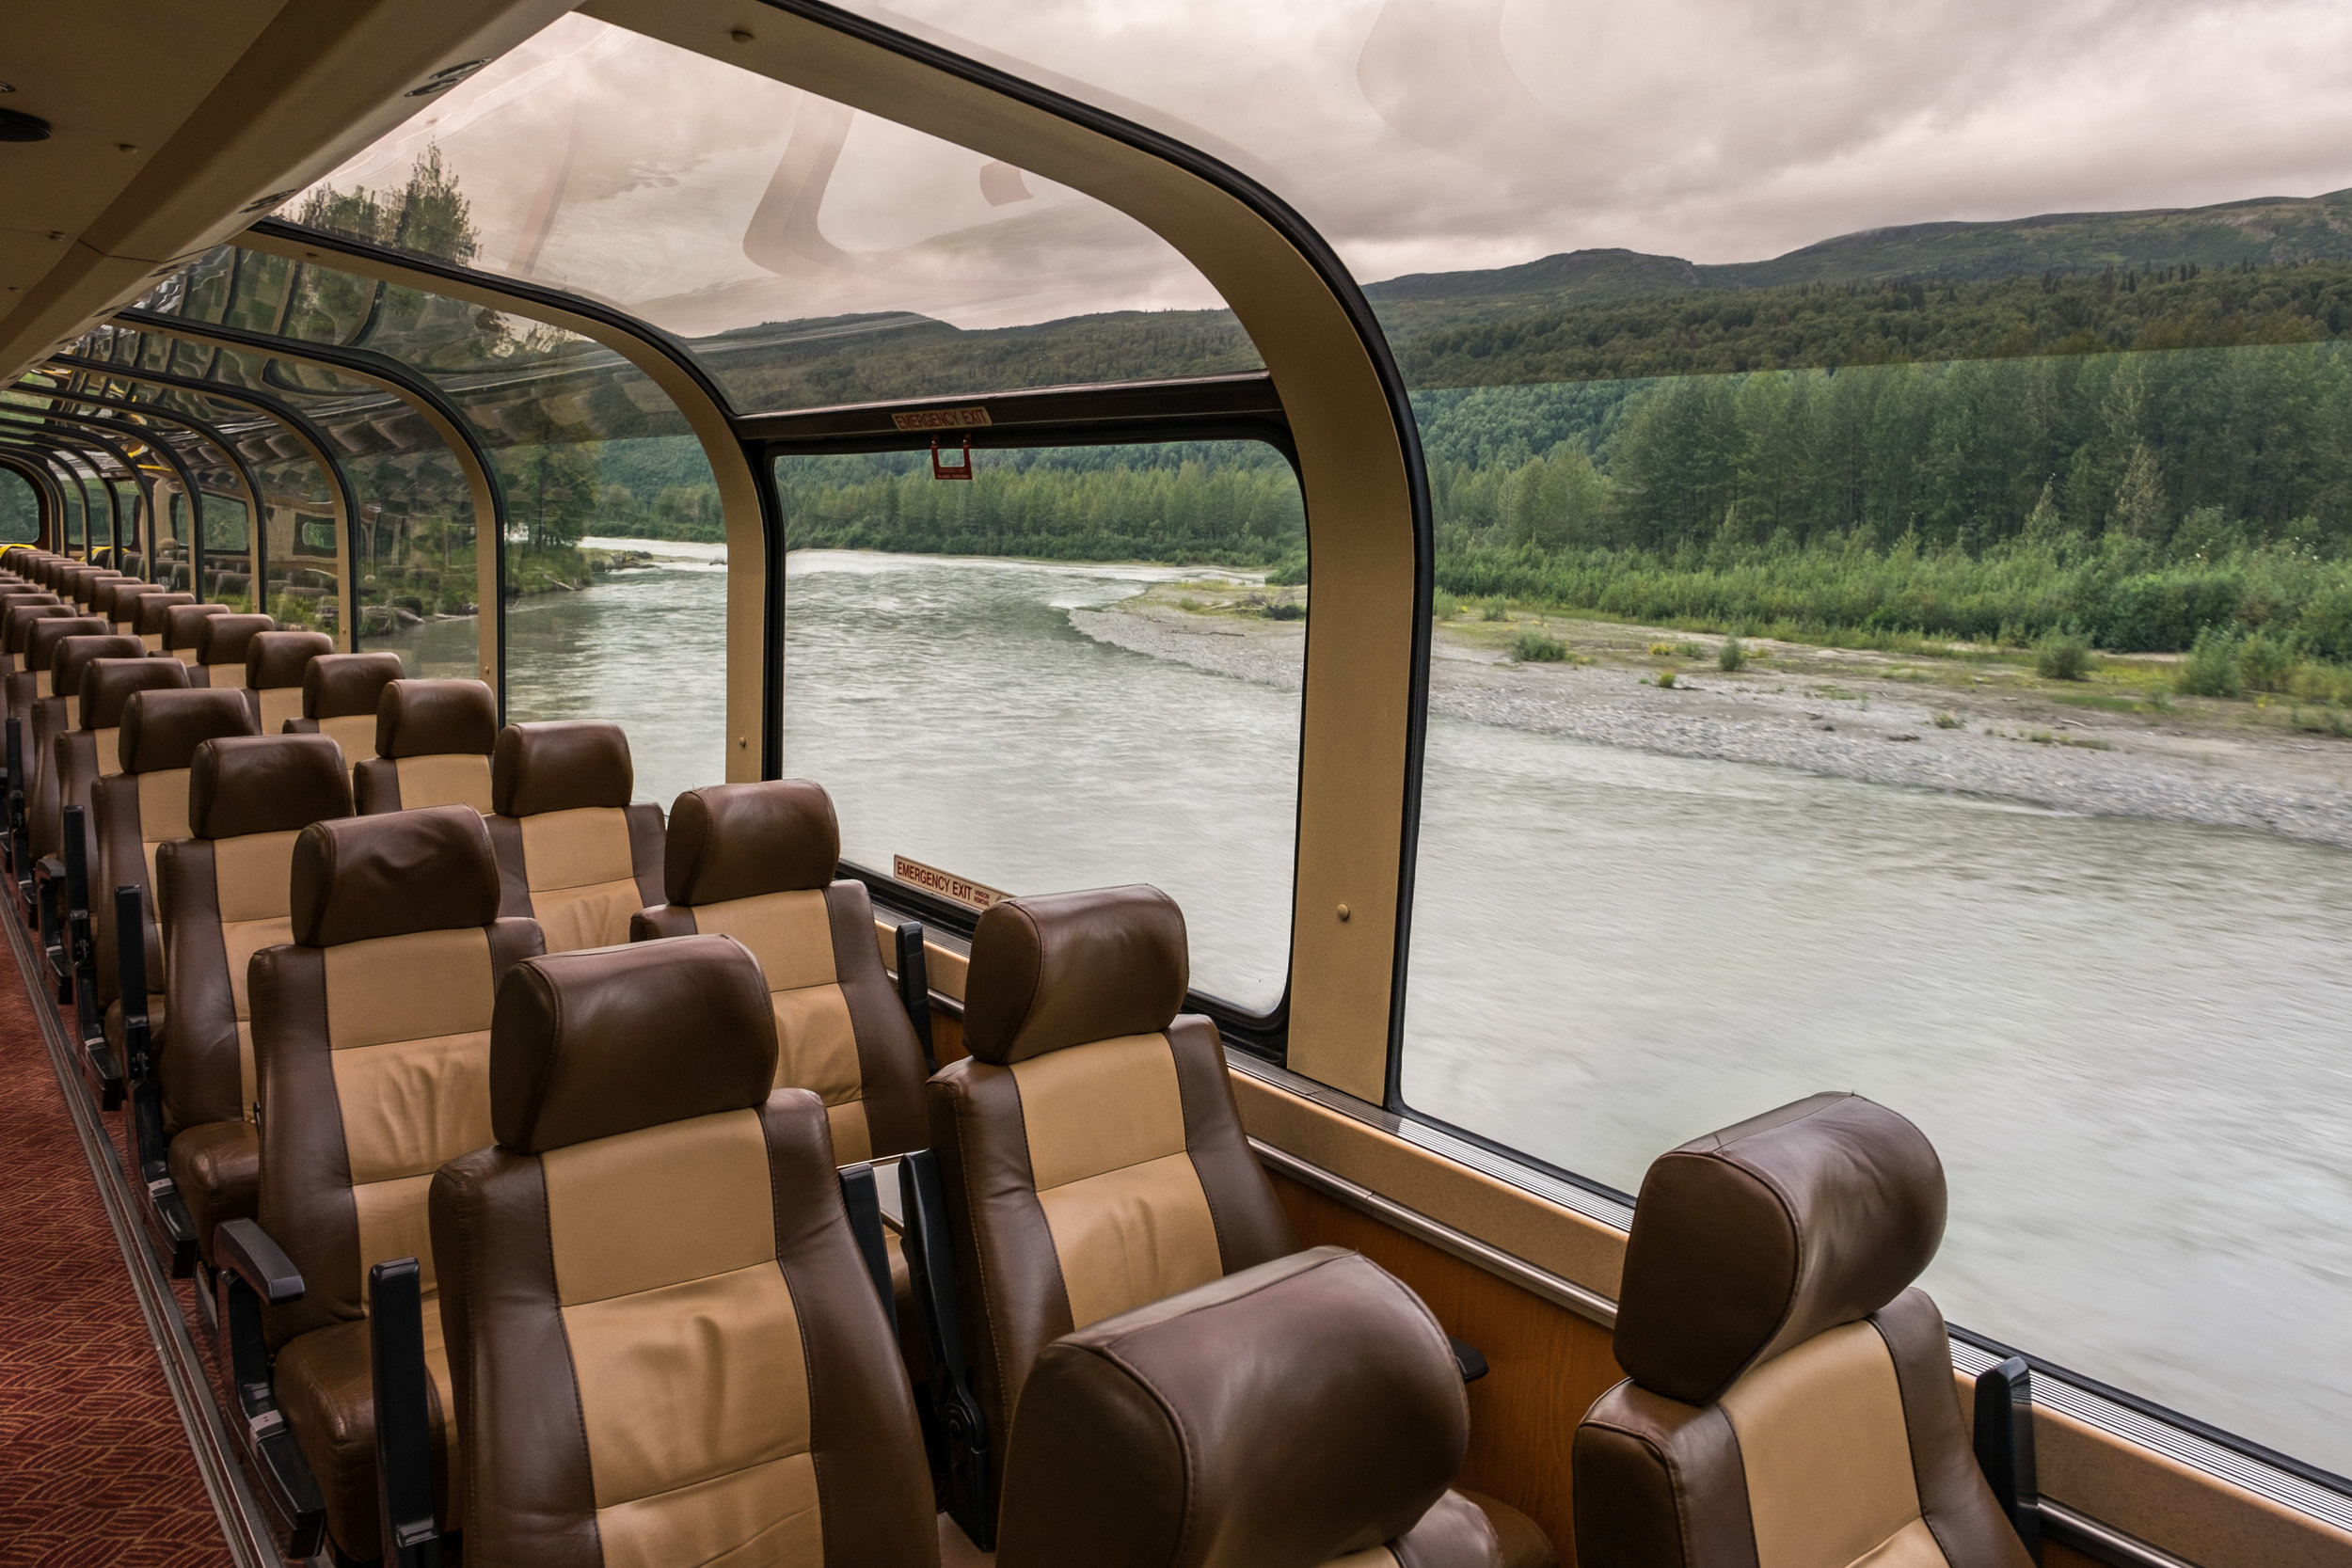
[485,720,663,954]
[281,651,404,767]
[91,689,262,1060]
[1572,1092,2032,1568]
[246,806,543,1560]
[632,780,928,1165]
[26,632,145,863]
[163,601,232,668]
[4,611,101,736]
[0,592,62,673]
[8,617,110,840]
[59,657,190,1044]
[62,566,123,607]
[154,735,353,1263]
[352,678,497,815]
[131,590,198,652]
[430,934,937,1567]
[242,628,333,733]
[98,580,168,637]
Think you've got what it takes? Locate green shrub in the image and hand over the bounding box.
[2035,631,2095,681]
[1431,593,1461,621]
[1655,667,1677,688]
[2178,627,2245,697]
[2236,631,2295,691]
[1263,601,1305,622]
[1265,551,1308,587]
[1932,711,1963,729]
[1719,636,1746,672]
[1480,596,1512,622]
[1512,629,1567,662]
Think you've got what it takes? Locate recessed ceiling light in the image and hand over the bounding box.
[0,108,50,143]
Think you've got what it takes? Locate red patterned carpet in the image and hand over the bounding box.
[0,951,228,1564]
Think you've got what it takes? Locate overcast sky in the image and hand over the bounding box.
[306,0,2352,337]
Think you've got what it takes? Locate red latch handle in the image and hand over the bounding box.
[930,436,974,481]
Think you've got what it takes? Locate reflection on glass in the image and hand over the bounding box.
[0,467,37,545]
[776,442,1305,1009]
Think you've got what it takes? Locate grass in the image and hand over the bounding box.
[1655,667,1677,688]
[1932,711,1963,729]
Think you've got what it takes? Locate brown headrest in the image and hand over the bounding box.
[164,602,230,651]
[98,580,162,622]
[375,679,497,760]
[189,736,354,842]
[80,657,188,730]
[962,885,1189,1066]
[50,634,144,697]
[289,804,501,948]
[1613,1092,1947,1406]
[490,934,779,1154]
[196,613,273,666]
[24,616,106,676]
[663,781,839,905]
[492,720,633,816]
[246,629,332,690]
[118,688,261,774]
[301,652,405,720]
[3,602,75,654]
[134,592,197,636]
[993,1248,1467,1566]
[0,591,59,616]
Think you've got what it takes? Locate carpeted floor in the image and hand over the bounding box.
[0,945,229,1564]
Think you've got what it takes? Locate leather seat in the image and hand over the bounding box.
[155,735,353,1261]
[187,611,274,689]
[8,616,111,847]
[929,886,1551,1568]
[431,934,937,1567]
[26,631,146,863]
[99,580,169,639]
[485,721,663,954]
[162,601,231,667]
[91,689,262,1069]
[280,651,404,766]
[352,679,497,815]
[632,780,927,1164]
[131,590,198,652]
[249,806,544,1560]
[242,628,333,733]
[1572,1093,2033,1568]
[0,592,62,675]
[62,565,123,608]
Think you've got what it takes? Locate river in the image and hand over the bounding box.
[382,542,2352,1478]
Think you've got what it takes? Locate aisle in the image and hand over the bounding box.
[0,946,227,1564]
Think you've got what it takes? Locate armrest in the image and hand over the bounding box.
[1973,1355,2043,1563]
[216,1217,306,1306]
[893,922,938,1072]
[369,1259,443,1565]
[899,1147,993,1550]
[837,1163,894,1316]
[1450,1337,1489,1384]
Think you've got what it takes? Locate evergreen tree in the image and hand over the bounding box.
[2110,441,2169,540]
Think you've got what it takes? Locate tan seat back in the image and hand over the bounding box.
[63,657,192,1017]
[243,628,332,733]
[156,735,352,1132]
[485,720,663,954]
[1574,1094,2032,1568]
[8,615,107,827]
[634,780,928,1164]
[27,632,145,859]
[433,935,936,1567]
[930,884,1297,1500]
[352,678,496,816]
[282,651,404,768]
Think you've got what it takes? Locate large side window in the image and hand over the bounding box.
[0,467,38,545]
[774,441,1306,1013]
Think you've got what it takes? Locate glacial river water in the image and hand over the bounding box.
[384,543,2352,1477]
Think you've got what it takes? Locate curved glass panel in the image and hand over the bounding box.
[281,13,1259,413]
[0,465,37,545]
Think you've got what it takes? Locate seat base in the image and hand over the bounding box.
[273,1310,457,1560]
[164,1119,254,1267]
[936,1490,1555,1568]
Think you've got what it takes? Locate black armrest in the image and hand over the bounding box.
[114,885,152,1079]
[894,922,937,1073]
[838,1163,895,1316]
[369,1259,443,1565]
[216,1217,306,1306]
[1449,1337,1489,1384]
[900,1148,993,1550]
[1973,1355,2042,1563]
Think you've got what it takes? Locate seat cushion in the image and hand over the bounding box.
[273,1309,458,1559]
[1460,1492,1555,1568]
[1328,1491,1553,1568]
[165,1117,253,1266]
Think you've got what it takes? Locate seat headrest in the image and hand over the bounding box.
[302,652,405,720]
[962,885,1189,1066]
[3,603,73,654]
[196,613,274,666]
[290,804,501,947]
[80,657,188,729]
[51,634,144,695]
[24,616,105,674]
[993,1248,1467,1567]
[1613,1092,1947,1406]
[490,934,779,1154]
[246,629,332,689]
[164,602,230,651]
[119,689,260,773]
[663,781,839,905]
[492,720,633,816]
[100,581,162,621]
[375,678,497,759]
[134,592,197,636]
[190,736,354,841]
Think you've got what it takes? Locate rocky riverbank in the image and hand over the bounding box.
[1072,589,2352,851]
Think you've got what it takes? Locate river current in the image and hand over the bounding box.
[384,542,2352,1477]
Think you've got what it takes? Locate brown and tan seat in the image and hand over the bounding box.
[485,721,663,954]
[26,631,147,864]
[1572,1093,2033,1568]
[431,935,937,1568]
[163,601,232,668]
[131,590,198,652]
[155,735,354,1263]
[62,565,123,608]
[0,591,63,674]
[98,579,169,639]
[242,628,333,733]
[247,806,544,1560]
[91,689,262,1063]
[280,650,404,766]
[632,781,926,1165]
[353,679,497,815]
[187,611,274,688]
[8,616,112,847]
